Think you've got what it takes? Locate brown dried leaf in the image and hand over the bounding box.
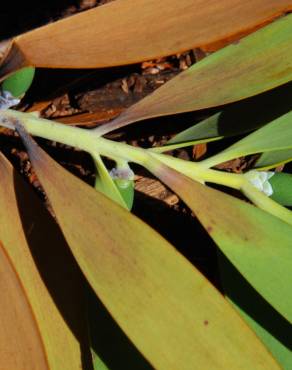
[1,0,291,79]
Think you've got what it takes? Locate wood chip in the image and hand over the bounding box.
[135,175,179,206]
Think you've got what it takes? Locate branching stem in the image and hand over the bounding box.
[1,109,292,225]
[0,109,244,190]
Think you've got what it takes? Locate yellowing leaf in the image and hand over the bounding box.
[16,123,281,370]
[0,240,49,370]
[97,13,292,135]
[1,0,292,79]
[0,153,90,370]
[148,161,292,324]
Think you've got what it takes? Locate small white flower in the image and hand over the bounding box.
[244,170,274,196]
[110,166,134,188]
[0,90,20,109]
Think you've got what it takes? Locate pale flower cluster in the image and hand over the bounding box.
[244,170,274,196]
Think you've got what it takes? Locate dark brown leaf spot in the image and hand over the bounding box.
[206,226,213,233]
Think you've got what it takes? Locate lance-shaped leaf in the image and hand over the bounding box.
[87,289,153,370]
[96,13,292,135]
[164,82,292,150]
[1,0,291,79]
[218,253,292,369]
[202,110,292,168]
[147,161,292,325]
[255,149,292,169]
[93,153,129,209]
[269,172,292,205]
[93,154,135,210]
[0,153,90,369]
[16,124,281,370]
[0,239,49,370]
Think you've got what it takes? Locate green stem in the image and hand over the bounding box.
[241,181,292,226]
[2,109,292,224]
[0,109,244,190]
[150,152,245,189]
[0,109,149,164]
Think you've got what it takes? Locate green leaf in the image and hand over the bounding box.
[218,252,292,369]
[255,149,292,169]
[113,178,134,210]
[93,153,129,209]
[169,112,223,144]
[269,172,292,205]
[2,67,35,97]
[150,112,223,153]
[93,154,134,210]
[91,349,110,370]
[147,161,292,324]
[17,123,281,370]
[164,82,292,151]
[202,110,292,168]
[97,13,292,135]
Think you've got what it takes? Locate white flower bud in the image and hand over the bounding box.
[110,166,134,188]
[0,90,20,109]
[244,170,274,196]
